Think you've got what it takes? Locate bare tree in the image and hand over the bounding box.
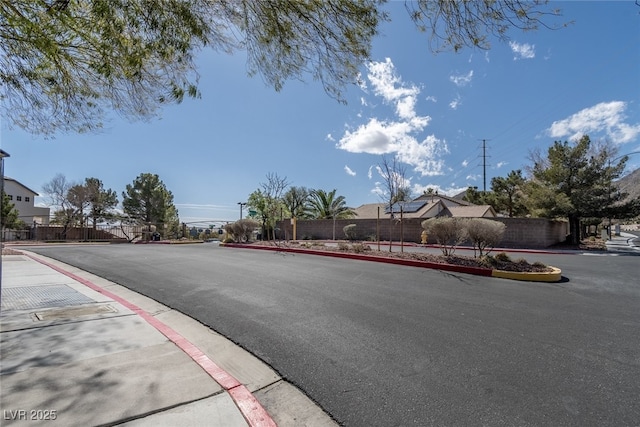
[260,173,290,240]
[377,155,411,209]
[42,173,77,237]
[377,155,411,250]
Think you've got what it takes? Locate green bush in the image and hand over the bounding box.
[494,252,512,262]
[478,255,496,268]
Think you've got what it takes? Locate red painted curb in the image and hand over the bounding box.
[223,243,494,277]
[24,253,276,427]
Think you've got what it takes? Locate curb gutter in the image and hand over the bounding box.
[24,252,277,427]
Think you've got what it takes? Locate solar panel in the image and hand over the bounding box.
[384,200,427,214]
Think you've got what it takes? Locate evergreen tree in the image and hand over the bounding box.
[1,192,24,229]
[84,178,118,228]
[491,170,528,217]
[122,173,178,238]
[527,135,631,244]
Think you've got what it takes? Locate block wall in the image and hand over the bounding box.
[276,217,568,248]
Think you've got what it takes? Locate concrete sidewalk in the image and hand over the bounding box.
[0,250,336,427]
[604,231,640,253]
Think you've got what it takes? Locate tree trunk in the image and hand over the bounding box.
[567,214,581,245]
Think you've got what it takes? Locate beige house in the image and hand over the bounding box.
[3,177,50,225]
[353,193,496,220]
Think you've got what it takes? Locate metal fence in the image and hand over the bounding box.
[1,224,144,242]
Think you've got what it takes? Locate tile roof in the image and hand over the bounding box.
[447,205,496,218]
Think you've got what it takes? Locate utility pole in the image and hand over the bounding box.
[480,139,490,193]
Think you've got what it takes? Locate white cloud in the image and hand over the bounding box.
[425,95,437,103]
[337,58,448,177]
[461,159,469,167]
[449,95,462,110]
[547,101,640,144]
[326,133,335,142]
[367,165,373,179]
[367,58,420,103]
[449,70,474,87]
[338,118,404,154]
[509,41,535,60]
[411,183,468,197]
[496,161,507,169]
[357,72,367,91]
[344,165,356,176]
[370,182,384,198]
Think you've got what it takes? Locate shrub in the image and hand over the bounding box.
[302,242,325,249]
[466,218,506,257]
[494,252,512,262]
[478,255,496,268]
[224,219,259,243]
[337,242,350,251]
[351,243,371,253]
[421,217,467,256]
[343,224,358,241]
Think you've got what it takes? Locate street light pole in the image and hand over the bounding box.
[0,149,11,303]
[237,202,246,220]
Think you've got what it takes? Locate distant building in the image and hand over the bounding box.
[353,192,496,220]
[3,177,50,225]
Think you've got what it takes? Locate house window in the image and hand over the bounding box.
[25,196,30,202]
[16,196,22,201]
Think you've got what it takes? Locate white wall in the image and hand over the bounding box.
[3,179,50,225]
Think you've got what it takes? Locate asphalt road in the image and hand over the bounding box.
[22,244,640,426]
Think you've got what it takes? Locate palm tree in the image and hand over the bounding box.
[308,189,355,219]
[309,189,355,240]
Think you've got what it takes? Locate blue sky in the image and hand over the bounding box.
[2,1,639,225]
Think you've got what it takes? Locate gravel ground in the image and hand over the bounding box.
[250,240,554,273]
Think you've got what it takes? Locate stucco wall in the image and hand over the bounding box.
[276,217,568,248]
[3,178,50,224]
